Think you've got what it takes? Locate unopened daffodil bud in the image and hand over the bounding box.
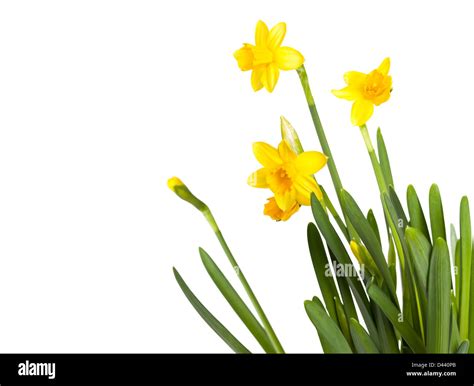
[167,177,208,212]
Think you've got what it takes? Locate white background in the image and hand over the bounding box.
[0,0,473,353]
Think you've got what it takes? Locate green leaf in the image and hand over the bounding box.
[383,193,426,340]
[426,238,451,353]
[429,184,446,241]
[349,318,380,353]
[376,128,394,189]
[407,185,431,242]
[388,237,397,284]
[334,296,354,350]
[305,298,352,353]
[310,297,335,353]
[469,241,474,352]
[450,224,458,264]
[367,209,381,245]
[341,190,397,301]
[373,303,399,353]
[311,194,379,344]
[449,294,460,353]
[368,281,426,353]
[173,267,250,353]
[455,240,461,310]
[389,186,409,230]
[459,197,471,340]
[199,248,275,353]
[405,226,431,293]
[329,249,358,321]
[307,223,340,322]
[456,340,470,353]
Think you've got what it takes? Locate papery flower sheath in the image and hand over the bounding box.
[248,140,327,212]
[332,58,392,126]
[264,197,300,221]
[234,20,305,92]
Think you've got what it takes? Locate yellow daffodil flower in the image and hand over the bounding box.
[248,140,327,212]
[264,197,300,221]
[332,58,392,126]
[234,20,305,92]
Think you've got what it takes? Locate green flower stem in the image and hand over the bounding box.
[203,207,285,353]
[297,65,356,240]
[359,124,388,195]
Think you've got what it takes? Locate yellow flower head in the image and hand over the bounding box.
[248,140,327,212]
[264,197,300,221]
[332,58,392,126]
[234,20,305,92]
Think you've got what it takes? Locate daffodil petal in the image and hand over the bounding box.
[268,22,286,50]
[275,46,304,70]
[233,44,254,71]
[252,142,282,168]
[255,20,269,47]
[264,197,299,221]
[263,197,282,221]
[262,63,279,92]
[351,99,374,126]
[331,86,361,101]
[251,67,264,91]
[344,71,366,88]
[378,57,390,76]
[294,175,322,204]
[295,151,327,174]
[278,140,296,162]
[247,168,269,188]
[275,189,296,211]
[295,189,310,206]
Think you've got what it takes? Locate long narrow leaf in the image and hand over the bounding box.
[311,194,379,344]
[456,340,470,353]
[426,238,451,353]
[368,281,426,353]
[349,318,380,353]
[305,298,352,353]
[405,226,431,293]
[459,197,471,340]
[334,296,354,350]
[373,303,399,353]
[449,294,460,354]
[429,184,446,241]
[341,190,397,301]
[376,128,394,189]
[173,267,250,353]
[307,223,340,322]
[367,209,381,244]
[329,249,358,321]
[407,185,431,242]
[199,248,275,353]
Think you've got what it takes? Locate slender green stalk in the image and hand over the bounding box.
[203,207,285,353]
[359,124,387,195]
[297,65,356,240]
